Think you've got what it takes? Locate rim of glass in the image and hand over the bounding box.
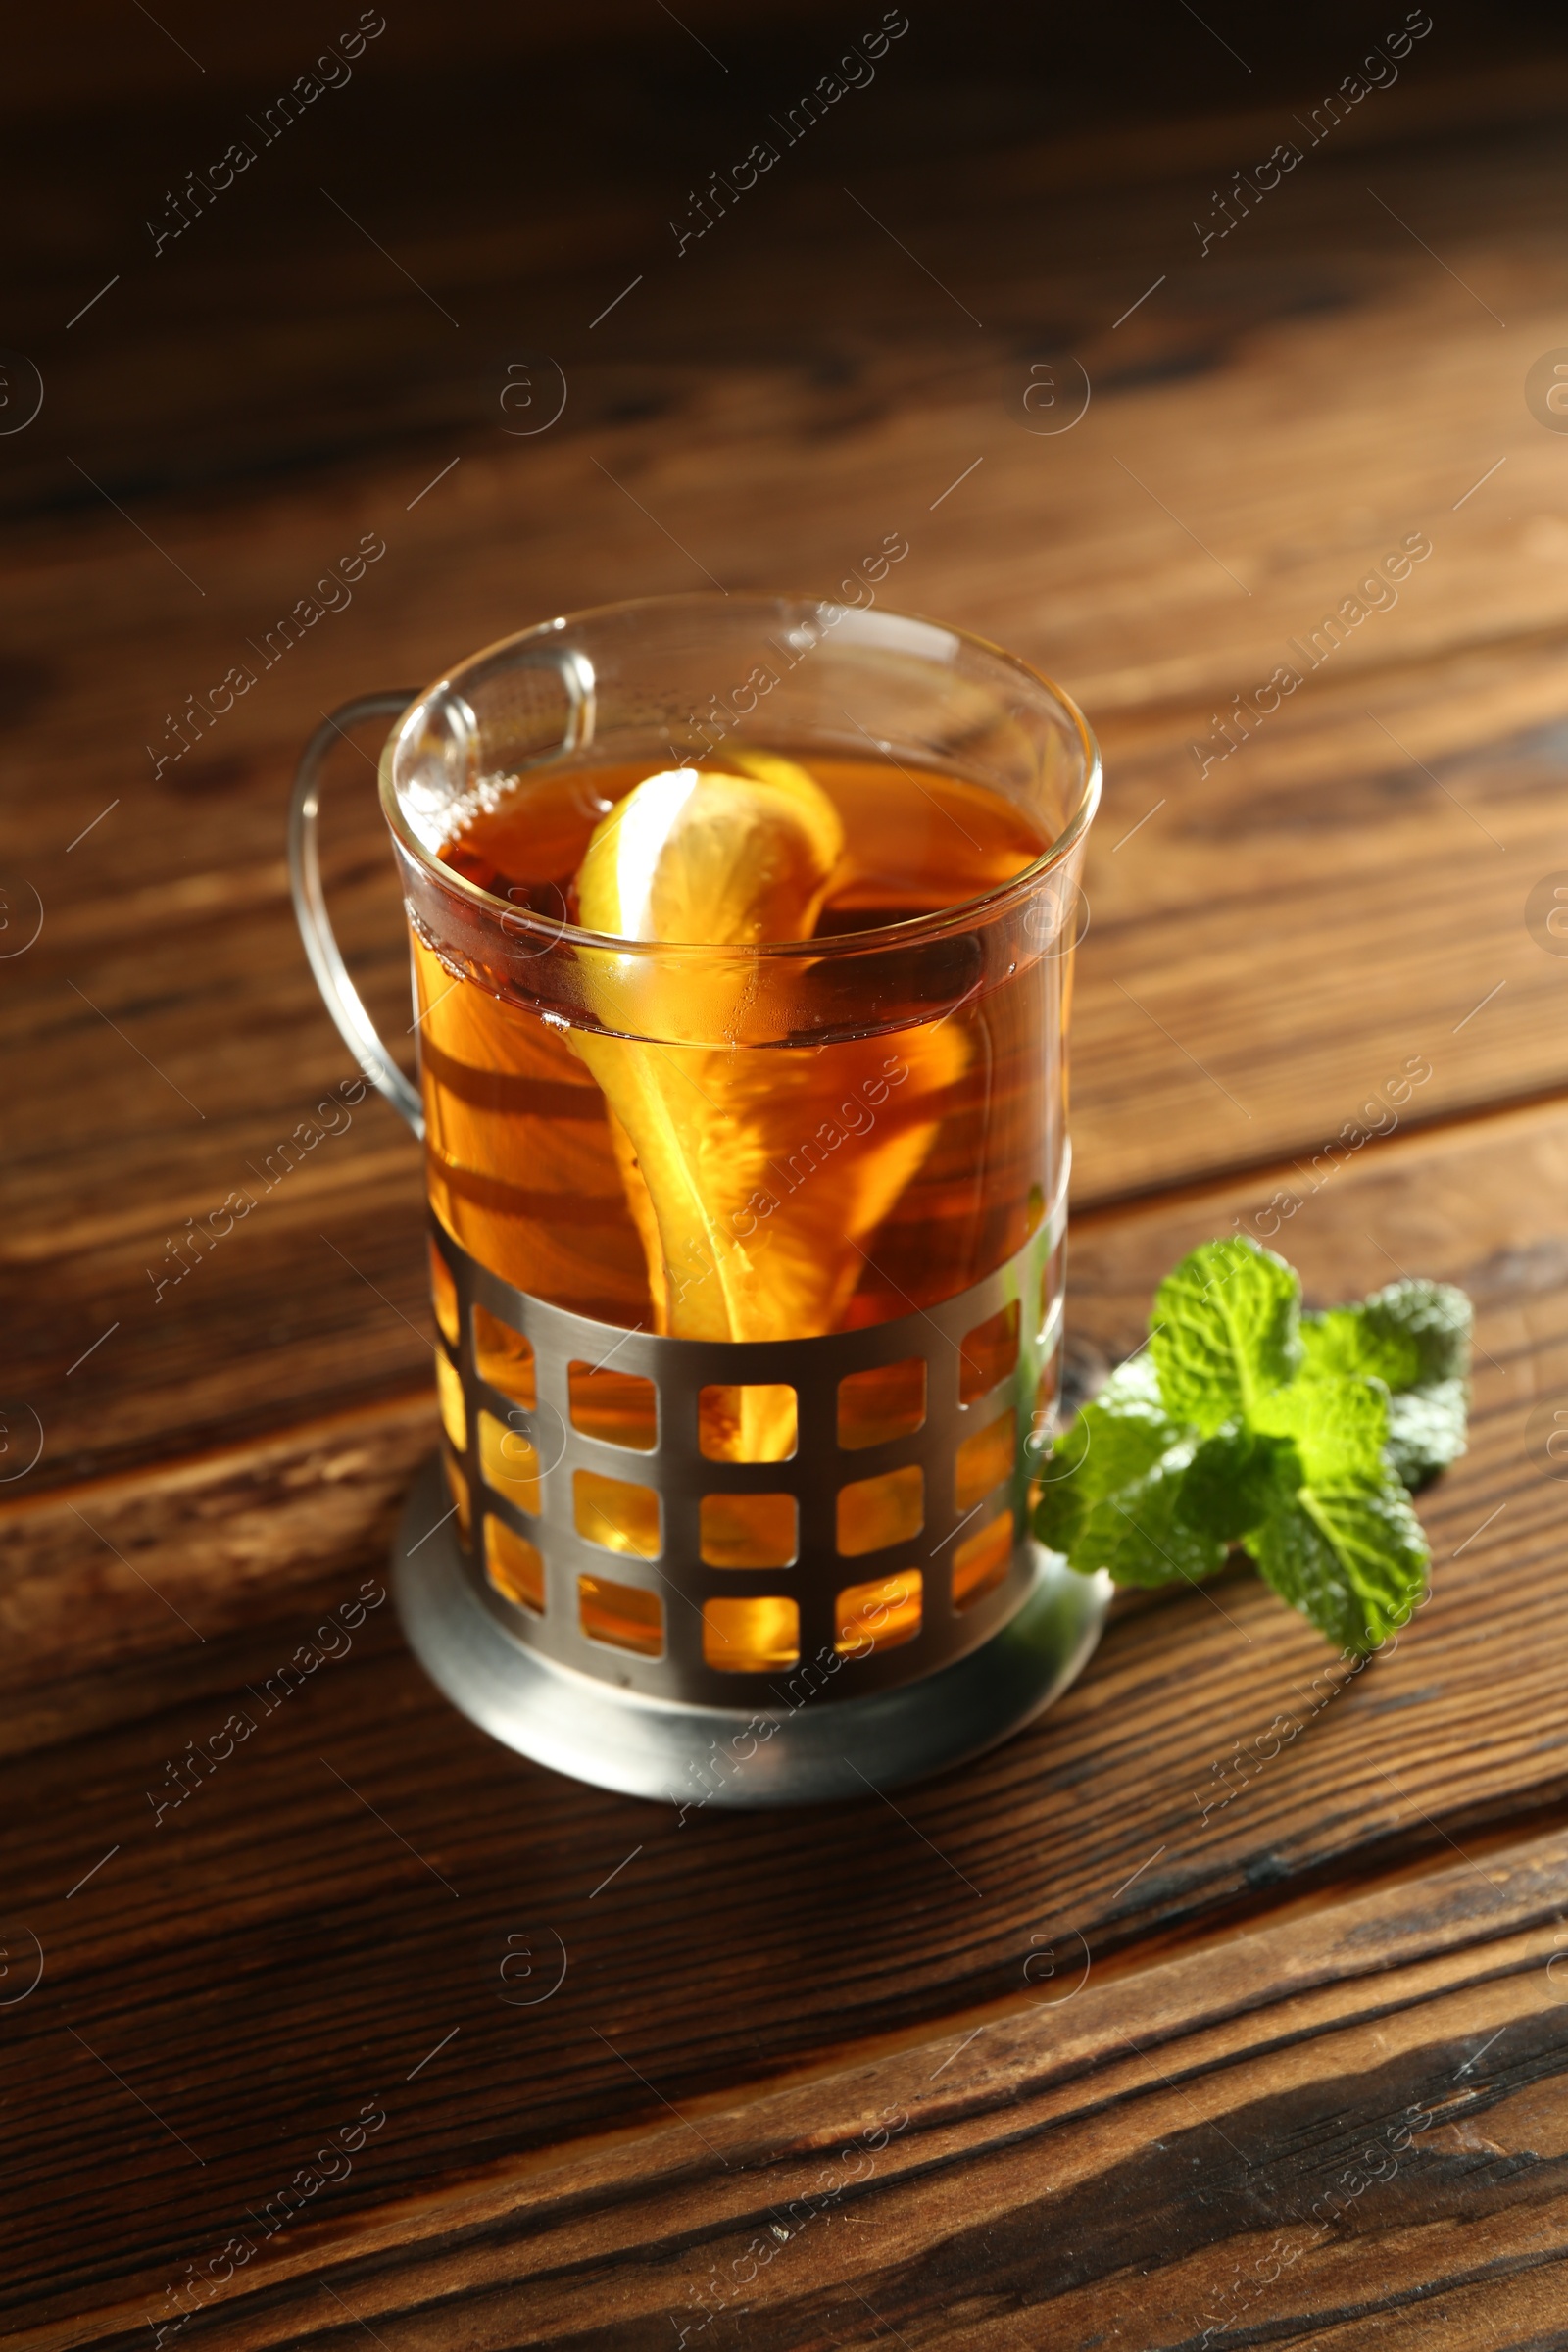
[380,590,1102,961]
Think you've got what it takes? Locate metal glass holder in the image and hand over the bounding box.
[395,1464,1106,1805]
[394,1165,1107,1806]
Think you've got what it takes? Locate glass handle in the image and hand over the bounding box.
[289,690,424,1138]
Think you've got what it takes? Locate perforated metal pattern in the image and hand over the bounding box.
[432,1153,1069,1709]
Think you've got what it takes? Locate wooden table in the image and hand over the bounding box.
[8,6,1568,2343]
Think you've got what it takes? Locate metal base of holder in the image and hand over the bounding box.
[393,1456,1110,1807]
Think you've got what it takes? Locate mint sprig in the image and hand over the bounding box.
[1034,1238,1471,1652]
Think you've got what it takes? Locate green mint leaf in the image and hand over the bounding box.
[1300,1279,1471,1488]
[1300,1280,1471,1394]
[1178,1424,1299,1543]
[1300,1305,1421,1392]
[1068,1442,1228,1589]
[1097,1350,1163,1411]
[1362,1278,1472,1387]
[1249,1473,1429,1654]
[1032,1367,1181,1559]
[1036,1242,1463,1641]
[1385,1376,1469,1489]
[1251,1367,1389,1487]
[1151,1238,1301,1434]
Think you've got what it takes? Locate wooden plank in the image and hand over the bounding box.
[0,1394,434,1720]
[13,1820,1568,2346]
[9,27,1568,2342]
[5,21,1562,521]
[3,1092,1568,2328]
[0,0,830,122]
[10,483,1568,1503]
[9,45,1568,1511]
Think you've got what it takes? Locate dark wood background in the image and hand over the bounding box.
[7,2,1568,2343]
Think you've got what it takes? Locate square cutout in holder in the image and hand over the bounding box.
[485,1517,545,1614]
[703,1594,800,1672]
[837,1464,924,1557]
[836,1569,923,1656]
[473,1304,537,1408]
[699,1384,798,1462]
[435,1352,466,1454]
[429,1242,459,1348]
[838,1358,926,1450]
[700,1493,798,1569]
[579,1572,663,1657]
[568,1359,657,1451]
[959,1300,1020,1404]
[953,1509,1013,1609]
[956,1409,1016,1512]
[574,1467,661,1558]
[479,1408,541,1514]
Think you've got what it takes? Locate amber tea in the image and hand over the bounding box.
[417,749,1067,1477]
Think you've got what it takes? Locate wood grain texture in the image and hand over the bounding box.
[4,1094,1568,2332]
[0,1392,435,1711]
[12,289,1568,1509]
[14,1823,1568,2346]
[9,12,1568,2341]
[3,8,1547,514]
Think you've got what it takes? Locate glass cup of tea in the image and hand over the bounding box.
[290,591,1105,1804]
